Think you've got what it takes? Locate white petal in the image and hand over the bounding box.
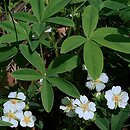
[85,81,94,90]
[10,119,18,128]
[8,92,17,99]
[73,99,81,106]
[32,115,36,122]
[2,116,9,122]
[17,102,25,111]
[24,111,32,117]
[105,90,113,100]
[112,86,121,95]
[99,73,109,83]
[44,28,52,32]
[17,92,26,101]
[88,102,96,112]
[120,92,129,102]
[83,111,94,120]
[80,95,88,104]
[118,101,127,108]
[15,111,24,120]
[20,119,26,127]
[60,106,67,111]
[75,107,83,118]
[96,83,106,92]
[107,100,115,109]
[87,75,92,80]
[28,120,34,127]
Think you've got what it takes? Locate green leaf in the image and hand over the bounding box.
[101,0,126,10]
[88,0,103,10]
[0,120,13,126]
[47,76,80,98]
[61,35,87,53]
[41,79,54,112]
[47,54,80,75]
[0,21,27,35]
[94,115,110,130]
[42,0,71,20]
[91,27,119,39]
[0,47,17,62]
[92,28,130,54]
[46,17,75,27]
[0,33,28,43]
[84,40,103,79]
[111,105,130,130]
[30,0,45,22]
[11,68,43,81]
[82,5,98,38]
[19,44,45,74]
[13,12,38,23]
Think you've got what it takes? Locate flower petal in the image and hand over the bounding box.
[75,107,83,118]
[112,86,121,95]
[96,83,106,92]
[120,92,129,102]
[73,99,81,106]
[8,92,17,99]
[20,119,26,127]
[99,73,108,83]
[17,102,25,111]
[88,102,96,112]
[15,111,24,120]
[24,111,32,117]
[107,100,115,109]
[17,92,26,101]
[83,111,94,120]
[118,101,127,108]
[85,81,94,90]
[10,119,18,128]
[105,90,113,100]
[80,95,88,104]
[28,119,34,127]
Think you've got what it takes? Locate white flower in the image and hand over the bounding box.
[2,106,23,128]
[105,86,129,109]
[85,73,109,92]
[73,95,96,120]
[8,92,26,101]
[20,111,36,128]
[4,92,26,111]
[60,97,75,117]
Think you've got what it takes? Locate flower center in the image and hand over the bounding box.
[11,99,17,104]
[23,116,31,124]
[94,79,100,83]
[113,95,120,102]
[66,103,73,110]
[81,103,88,111]
[7,112,15,119]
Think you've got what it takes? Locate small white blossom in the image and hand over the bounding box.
[105,86,129,109]
[4,92,26,111]
[2,106,23,128]
[20,111,36,128]
[73,95,96,120]
[85,73,109,92]
[44,28,52,32]
[60,97,75,117]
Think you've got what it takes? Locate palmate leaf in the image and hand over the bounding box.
[82,5,99,38]
[19,44,45,75]
[30,0,45,22]
[47,54,80,76]
[84,40,103,80]
[61,35,87,53]
[41,78,54,112]
[13,12,38,23]
[94,115,110,130]
[111,105,130,130]
[92,27,130,54]
[47,76,80,98]
[0,47,17,62]
[11,68,43,81]
[46,17,75,27]
[42,0,71,20]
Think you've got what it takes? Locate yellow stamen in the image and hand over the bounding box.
[23,116,31,124]
[7,112,15,119]
[94,79,100,83]
[11,99,17,104]
[81,103,88,111]
[113,95,120,102]
[66,103,73,110]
